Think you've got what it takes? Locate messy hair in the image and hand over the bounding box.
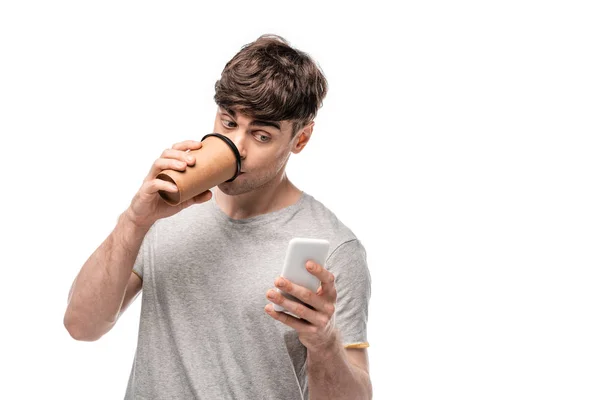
[214,34,328,138]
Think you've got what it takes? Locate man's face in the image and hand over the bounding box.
[212,105,304,196]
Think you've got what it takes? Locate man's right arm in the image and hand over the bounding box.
[63,211,150,341]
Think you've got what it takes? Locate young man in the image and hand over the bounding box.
[64,34,372,399]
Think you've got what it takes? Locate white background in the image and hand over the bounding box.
[1,1,598,399]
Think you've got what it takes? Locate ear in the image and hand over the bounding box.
[291,121,315,154]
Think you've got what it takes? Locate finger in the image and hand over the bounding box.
[264,304,314,333]
[162,148,197,165]
[145,158,184,182]
[146,149,196,181]
[172,141,201,166]
[307,261,334,286]
[274,276,326,312]
[307,261,336,299]
[158,157,190,172]
[171,140,203,151]
[266,289,326,327]
[144,178,178,195]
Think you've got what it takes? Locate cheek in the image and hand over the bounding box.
[268,149,289,170]
[254,148,285,166]
[244,143,290,173]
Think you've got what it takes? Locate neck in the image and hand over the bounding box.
[214,170,302,220]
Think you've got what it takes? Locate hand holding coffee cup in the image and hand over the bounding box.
[124,140,214,230]
[156,133,242,206]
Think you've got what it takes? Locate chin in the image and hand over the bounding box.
[217,179,253,196]
[217,174,270,196]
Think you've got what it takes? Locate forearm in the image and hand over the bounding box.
[307,331,372,400]
[63,211,149,341]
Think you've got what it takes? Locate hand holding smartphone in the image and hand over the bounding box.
[272,238,330,316]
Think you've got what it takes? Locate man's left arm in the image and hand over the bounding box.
[265,248,372,400]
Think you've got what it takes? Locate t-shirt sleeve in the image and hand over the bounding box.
[325,239,372,349]
[131,243,145,280]
[131,221,158,281]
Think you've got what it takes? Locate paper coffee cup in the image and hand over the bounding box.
[157,133,241,206]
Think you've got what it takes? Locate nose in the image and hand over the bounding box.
[227,130,247,162]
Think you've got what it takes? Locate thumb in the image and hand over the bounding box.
[193,190,213,204]
[177,190,213,211]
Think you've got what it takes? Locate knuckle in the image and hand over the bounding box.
[313,317,324,328]
[310,325,319,334]
[319,317,329,328]
[301,290,311,303]
[327,303,336,316]
[295,304,304,318]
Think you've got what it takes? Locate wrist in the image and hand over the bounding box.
[122,208,152,231]
[119,211,151,240]
[307,329,342,361]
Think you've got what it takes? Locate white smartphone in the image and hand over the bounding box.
[272,237,330,316]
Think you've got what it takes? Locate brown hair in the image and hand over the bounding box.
[214,34,328,138]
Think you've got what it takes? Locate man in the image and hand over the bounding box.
[64,34,372,399]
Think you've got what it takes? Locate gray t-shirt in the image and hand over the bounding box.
[124,191,371,400]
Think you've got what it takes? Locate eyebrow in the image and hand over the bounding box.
[221,107,281,131]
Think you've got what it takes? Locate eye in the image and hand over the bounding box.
[254,133,271,143]
[221,119,270,142]
[222,119,236,128]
